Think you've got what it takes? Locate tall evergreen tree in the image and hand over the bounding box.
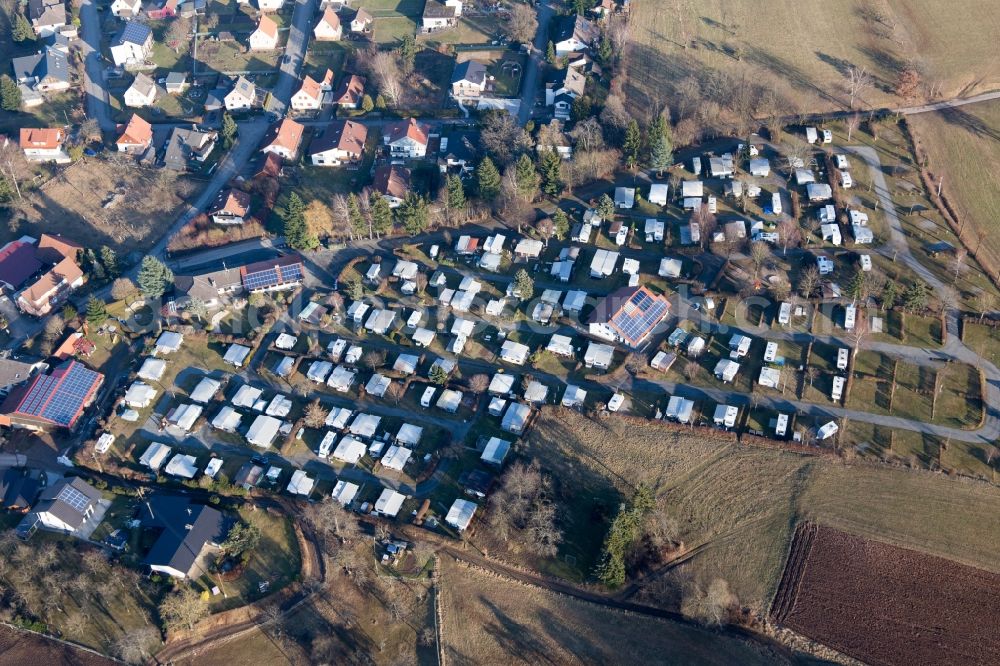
[477,157,502,201]
[396,192,429,235]
[514,153,539,202]
[137,256,173,299]
[623,119,642,169]
[647,113,674,176]
[12,14,34,43]
[445,174,466,212]
[99,246,120,278]
[369,191,393,237]
[538,149,562,197]
[0,75,21,111]
[597,193,615,221]
[514,268,534,300]
[283,193,317,250]
[397,34,416,74]
[347,192,367,238]
[546,40,556,64]
[85,296,108,328]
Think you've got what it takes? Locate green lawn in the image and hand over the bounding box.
[196,37,285,74]
[374,16,417,45]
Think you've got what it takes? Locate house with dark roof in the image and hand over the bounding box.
[240,255,305,293]
[0,360,103,430]
[373,164,411,208]
[0,239,43,292]
[11,46,70,93]
[308,119,367,166]
[162,126,218,171]
[552,14,597,55]
[31,477,104,534]
[545,65,585,120]
[421,0,461,32]
[437,130,478,175]
[0,468,42,512]
[139,495,230,579]
[450,59,488,99]
[110,21,153,67]
[587,286,670,348]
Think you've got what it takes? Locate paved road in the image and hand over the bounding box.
[517,0,555,125]
[896,90,1000,115]
[265,0,318,116]
[78,0,115,132]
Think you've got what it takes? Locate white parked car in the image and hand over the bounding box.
[822,129,833,144]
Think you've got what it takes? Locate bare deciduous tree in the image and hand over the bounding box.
[568,117,605,152]
[467,373,489,394]
[681,578,737,626]
[845,65,873,110]
[369,49,402,105]
[480,112,533,166]
[799,266,820,299]
[504,2,538,45]
[159,588,208,631]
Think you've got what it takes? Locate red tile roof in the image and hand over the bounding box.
[19,128,65,150]
[116,114,153,147]
[385,118,429,147]
[373,164,411,199]
[333,74,366,105]
[212,188,252,216]
[265,118,304,154]
[256,13,278,38]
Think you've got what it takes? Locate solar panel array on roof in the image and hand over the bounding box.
[56,483,91,513]
[610,289,669,346]
[14,361,102,427]
[242,262,304,291]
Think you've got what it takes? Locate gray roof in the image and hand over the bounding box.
[229,76,256,100]
[165,71,188,85]
[439,130,478,163]
[552,14,597,45]
[140,495,229,576]
[129,72,157,97]
[0,359,40,390]
[12,47,69,85]
[28,0,66,26]
[35,477,102,530]
[174,266,243,300]
[163,127,215,171]
[452,60,487,86]
[114,21,153,47]
[422,0,455,18]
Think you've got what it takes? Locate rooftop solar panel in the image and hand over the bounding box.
[11,361,102,427]
[56,484,91,513]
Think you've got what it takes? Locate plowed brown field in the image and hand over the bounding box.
[772,523,1000,666]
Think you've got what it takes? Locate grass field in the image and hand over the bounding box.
[3,158,200,254]
[907,100,1000,269]
[509,409,1000,613]
[438,555,786,665]
[626,1,1000,115]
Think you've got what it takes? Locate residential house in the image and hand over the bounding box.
[249,14,279,50]
[0,468,42,511]
[19,127,68,163]
[124,72,157,107]
[372,164,410,208]
[445,498,476,531]
[240,254,304,292]
[11,46,70,93]
[224,76,256,111]
[552,14,597,55]
[28,0,66,36]
[31,477,103,534]
[422,0,462,32]
[350,7,373,32]
[437,130,477,175]
[147,0,179,18]
[162,126,217,171]
[450,59,488,99]
[110,22,153,67]
[15,234,83,316]
[0,360,103,430]
[383,118,430,158]
[308,119,367,166]
[314,6,342,40]
[261,118,304,161]
[110,0,142,17]
[140,495,229,579]
[332,73,366,107]
[290,69,334,110]
[116,114,153,154]
[545,65,585,120]
[210,188,252,224]
[0,359,43,398]
[588,286,670,348]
